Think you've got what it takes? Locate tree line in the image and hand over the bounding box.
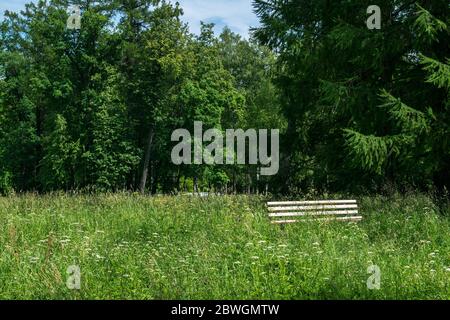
[0,0,283,194]
[0,0,448,195]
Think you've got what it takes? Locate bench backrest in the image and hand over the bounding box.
[267,200,362,224]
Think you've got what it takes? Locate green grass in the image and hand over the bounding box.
[0,193,449,300]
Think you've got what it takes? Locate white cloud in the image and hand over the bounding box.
[175,0,259,38]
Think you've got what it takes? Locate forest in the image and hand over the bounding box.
[0,0,449,196]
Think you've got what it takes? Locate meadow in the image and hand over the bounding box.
[0,193,449,300]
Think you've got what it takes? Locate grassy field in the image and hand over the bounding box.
[0,193,449,300]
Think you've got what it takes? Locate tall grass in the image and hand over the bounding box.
[0,193,449,300]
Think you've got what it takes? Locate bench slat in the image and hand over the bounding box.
[267,199,361,224]
[271,216,363,224]
[269,210,359,218]
[267,200,357,206]
[268,204,358,212]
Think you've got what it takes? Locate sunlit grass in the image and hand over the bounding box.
[0,193,449,300]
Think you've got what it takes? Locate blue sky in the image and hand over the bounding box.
[0,0,259,38]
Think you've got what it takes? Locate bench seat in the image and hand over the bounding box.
[267,200,362,224]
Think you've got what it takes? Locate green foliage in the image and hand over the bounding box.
[1,0,448,194]
[80,67,140,191]
[414,4,448,43]
[421,56,450,90]
[379,90,430,134]
[344,129,391,175]
[0,0,282,193]
[254,0,450,193]
[39,114,79,190]
[0,170,13,195]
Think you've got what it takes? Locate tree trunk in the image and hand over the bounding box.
[176,170,181,194]
[149,162,154,195]
[233,170,237,194]
[139,128,155,194]
[194,176,198,195]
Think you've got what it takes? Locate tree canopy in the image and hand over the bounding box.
[0,0,282,194]
[254,0,449,194]
[0,0,449,195]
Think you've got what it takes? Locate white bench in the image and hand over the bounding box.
[267,200,362,224]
